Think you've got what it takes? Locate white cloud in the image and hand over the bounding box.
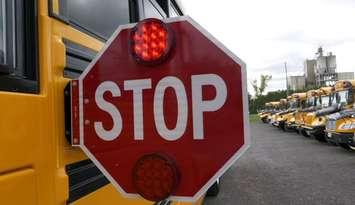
[183,0,355,94]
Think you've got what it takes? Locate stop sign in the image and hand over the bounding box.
[70,16,250,202]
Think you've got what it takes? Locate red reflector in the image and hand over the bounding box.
[132,153,180,202]
[130,18,173,65]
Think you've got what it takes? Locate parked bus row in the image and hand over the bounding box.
[258,80,355,150]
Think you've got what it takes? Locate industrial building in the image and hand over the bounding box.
[337,72,355,81]
[314,47,337,86]
[287,75,306,91]
[287,47,354,91]
[304,59,316,86]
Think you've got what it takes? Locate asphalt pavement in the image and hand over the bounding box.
[203,122,355,205]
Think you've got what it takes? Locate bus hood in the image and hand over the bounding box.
[301,106,318,113]
[315,105,340,117]
[278,109,296,115]
[327,109,355,121]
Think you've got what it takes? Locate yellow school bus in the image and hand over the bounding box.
[269,101,281,126]
[325,80,355,150]
[0,0,205,204]
[292,92,307,133]
[273,98,289,128]
[277,96,296,131]
[301,87,333,141]
[284,95,299,131]
[298,90,318,137]
[259,102,273,123]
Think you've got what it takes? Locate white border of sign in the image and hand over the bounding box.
[76,16,251,202]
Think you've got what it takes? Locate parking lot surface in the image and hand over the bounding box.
[204,122,355,205]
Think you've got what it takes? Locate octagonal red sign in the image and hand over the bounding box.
[70,16,250,201]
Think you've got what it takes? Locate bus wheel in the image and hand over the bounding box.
[325,138,337,146]
[301,130,310,137]
[279,123,285,131]
[206,180,220,197]
[314,133,326,142]
[285,126,293,132]
[339,143,355,151]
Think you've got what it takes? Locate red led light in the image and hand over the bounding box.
[132,153,180,202]
[130,18,173,64]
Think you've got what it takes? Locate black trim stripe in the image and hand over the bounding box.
[63,39,97,79]
[66,159,110,204]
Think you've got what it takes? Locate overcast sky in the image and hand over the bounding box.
[183,0,355,95]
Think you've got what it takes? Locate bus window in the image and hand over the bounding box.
[142,0,167,19]
[321,95,330,108]
[0,0,15,71]
[0,1,5,65]
[64,0,131,40]
[0,0,38,93]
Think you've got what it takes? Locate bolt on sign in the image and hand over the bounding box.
[70,16,250,202]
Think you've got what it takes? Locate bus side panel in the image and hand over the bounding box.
[0,93,40,173]
[0,168,37,205]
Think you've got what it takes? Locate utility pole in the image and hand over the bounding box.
[284,62,289,96]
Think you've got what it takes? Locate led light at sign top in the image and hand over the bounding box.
[131,18,173,64]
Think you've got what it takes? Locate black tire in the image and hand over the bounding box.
[325,137,337,146]
[206,180,220,197]
[339,143,355,151]
[279,122,285,131]
[339,143,350,150]
[284,126,293,132]
[314,133,326,142]
[301,130,310,137]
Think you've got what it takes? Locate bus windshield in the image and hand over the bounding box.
[290,99,299,109]
[320,95,330,108]
[280,103,288,110]
[307,97,316,107]
[336,90,351,104]
[330,93,338,106]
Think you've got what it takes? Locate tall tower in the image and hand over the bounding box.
[314,47,337,86]
[304,59,316,87]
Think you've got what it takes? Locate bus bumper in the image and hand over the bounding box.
[302,125,325,136]
[325,132,355,146]
[286,122,297,129]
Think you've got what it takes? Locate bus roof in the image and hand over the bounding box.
[280,98,288,104]
[292,92,307,100]
[306,90,318,97]
[334,80,355,91]
[318,86,333,96]
[270,101,280,106]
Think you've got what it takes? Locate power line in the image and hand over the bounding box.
[284,62,289,96]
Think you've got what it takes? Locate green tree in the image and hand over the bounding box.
[248,89,288,114]
[251,75,272,97]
